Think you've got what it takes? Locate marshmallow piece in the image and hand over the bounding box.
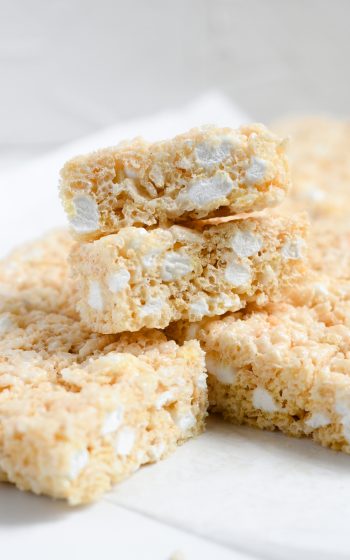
[194,140,233,169]
[305,412,331,429]
[141,248,163,270]
[69,449,89,480]
[88,280,104,311]
[107,269,130,293]
[231,230,262,257]
[172,411,196,433]
[101,407,124,435]
[115,427,136,457]
[246,157,268,184]
[161,252,193,281]
[189,297,209,319]
[197,372,208,390]
[69,195,100,233]
[124,228,148,251]
[176,171,235,212]
[206,355,236,384]
[252,387,280,413]
[225,260,251,287]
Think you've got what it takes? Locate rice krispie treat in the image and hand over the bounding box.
[169,278,350,453]
[60,124,290,240]
[169,205,350,455]
[70,214,308,333]
[0,232,207,505]
[273,117,350,219]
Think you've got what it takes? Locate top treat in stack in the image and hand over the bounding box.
[60,124,290,240]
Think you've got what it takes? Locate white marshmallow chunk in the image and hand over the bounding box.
[231,230,262,257]
[245,157,268,184]
[68,449,89,480]
[225,260,251,287]
[107,269,130,293]
[88,280,104,311]
[69,195,100,233]
[252,387,280,413]
[176,171,235,211]
[115,427,136,456]
[206,355,236,384]
[161,252,193,281]
[101,406,124,435]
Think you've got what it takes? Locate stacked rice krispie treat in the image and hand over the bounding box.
[170,118,350,455]
[4,119,342,506]
[61,124,306,334]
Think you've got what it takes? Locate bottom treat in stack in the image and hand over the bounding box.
[169,275,350,453]
[0,232,207,505]
[170,116,350,455]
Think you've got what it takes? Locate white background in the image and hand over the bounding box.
[1,0,350,167]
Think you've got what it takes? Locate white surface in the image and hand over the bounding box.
[1,94,350,559]
[113,417,350,560]
[0,482,241,560]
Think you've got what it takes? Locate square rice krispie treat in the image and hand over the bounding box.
[0,232,207,505]
[70,214,308,333]
[169,276,350,454]
[60,124,290,240]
